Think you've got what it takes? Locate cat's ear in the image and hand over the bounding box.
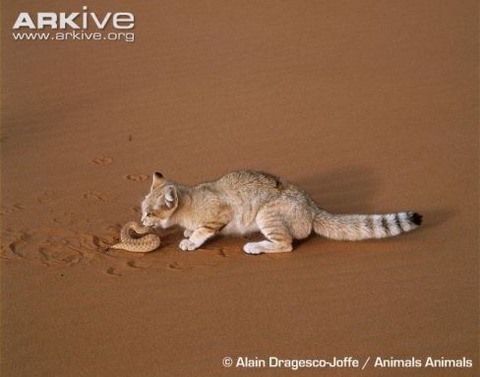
[164,186,177,208]
[151,172,165,190]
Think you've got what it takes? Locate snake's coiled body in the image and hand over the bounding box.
[111,221,161,252]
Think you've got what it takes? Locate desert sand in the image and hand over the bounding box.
[1,1,478,376]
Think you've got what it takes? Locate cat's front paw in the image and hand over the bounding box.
[179,238,198,251]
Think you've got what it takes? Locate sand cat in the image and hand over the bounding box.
[141,170,422,254]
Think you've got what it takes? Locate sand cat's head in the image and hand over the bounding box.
[141,172,178,228]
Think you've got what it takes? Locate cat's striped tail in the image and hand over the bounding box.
[313,210,422,241]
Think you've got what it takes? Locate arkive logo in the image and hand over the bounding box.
[13,5,134,30]
[12,5,135,43]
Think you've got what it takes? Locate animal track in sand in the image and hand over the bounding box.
[52,211,76,225]
[124,174,149,182]
[36,189,63,204]
[1,225,232,275]
[0,203,26,215]
[103,255,151,276]
[1,227,152,275]
[167,261,193,270]
[2,228,98,267]
[216,248,228,257]
[167,261,216,270]
[90,157,113,166]
[106,267,122,276]
[82,192,107,202]
[126,260,151,269]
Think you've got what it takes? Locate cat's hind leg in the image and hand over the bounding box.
[243,240,293,254]
[243,209,293,255]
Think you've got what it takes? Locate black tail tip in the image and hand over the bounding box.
[411,212,423,226]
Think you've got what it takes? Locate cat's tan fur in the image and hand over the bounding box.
[141,170,422,254]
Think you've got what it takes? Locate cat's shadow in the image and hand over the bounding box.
[296,165,379,213]
[296,166,453,233]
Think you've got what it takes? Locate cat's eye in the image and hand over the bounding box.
[146,212,153,217]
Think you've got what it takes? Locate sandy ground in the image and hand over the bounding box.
[1,1,478,376]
